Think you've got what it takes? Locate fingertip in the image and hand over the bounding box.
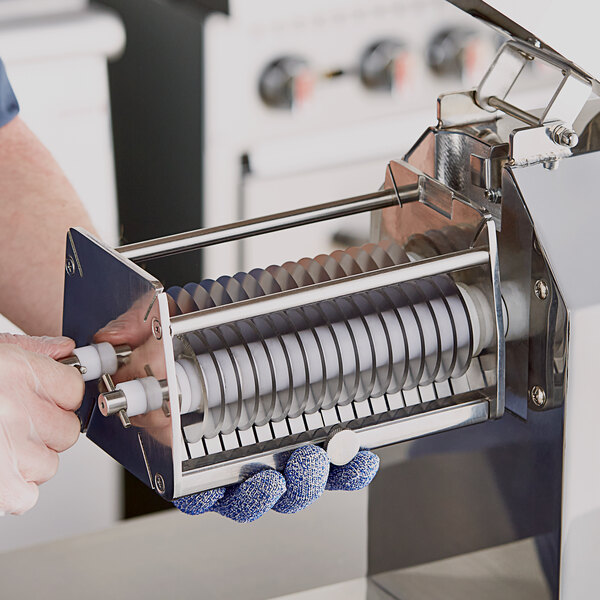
[0,334,75,359]
[272,445,329,514]
[41,336,76,360]
[173,487,226,515]
[55,361,85,410]
[57,412,81,451]
[34,451,59,484]
[10,482,39,515]
[326,450,380,492]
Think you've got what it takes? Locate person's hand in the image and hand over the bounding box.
[173,445,379,523]
[0,333,84,515]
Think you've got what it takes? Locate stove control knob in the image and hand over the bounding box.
[360,38,409,92]
[258,56,313,110]
[427,27,492,84]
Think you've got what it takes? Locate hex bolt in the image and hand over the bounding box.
[550,124,578,148]
[154,473,166,494]
[65,257,76,276]
[485,189,502,203]
[152,317,162,340]
[534,279,549,300]
[543,159,559,171]
[529,385,547,408]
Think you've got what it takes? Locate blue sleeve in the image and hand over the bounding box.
[0,59,19,128]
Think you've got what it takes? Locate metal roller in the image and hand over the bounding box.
[153,241,487,440]
[79,237,493,442]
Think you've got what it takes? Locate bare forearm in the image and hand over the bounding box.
[0,117,97,335]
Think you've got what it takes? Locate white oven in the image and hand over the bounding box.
[201,0,504,277]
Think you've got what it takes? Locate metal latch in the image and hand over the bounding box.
[470,148,508,203]
[439,40,592,168]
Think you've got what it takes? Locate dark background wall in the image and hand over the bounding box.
[93,0,227,517]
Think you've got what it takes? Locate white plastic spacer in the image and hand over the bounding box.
[115,380,147,417]
[326,429,360,466]
[93,342,118,376]
[139,376,164,412]
[73,345,103,381]
[72,343,119,382]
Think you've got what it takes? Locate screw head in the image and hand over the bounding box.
[154,473,166,494]
[529,385,547,408]
[534,279,549,300]
[485,189,502,204]
[65,257,76,276]
[560,129,578,148]
[152,317,162,340]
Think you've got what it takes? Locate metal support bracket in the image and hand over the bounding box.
[470,147,508,202]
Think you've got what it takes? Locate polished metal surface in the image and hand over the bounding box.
[511,151,600,598]
[486,96,537,126]
[117,188,406,262]
[371,538,552,600]
[179,392,493,496]
[368,405,563,596]
[59,354,87,375]
[97,389,127,417]
[63,228,176,499]
[63,31,580,515]
[97,373,131,428]
[354,394,489,449]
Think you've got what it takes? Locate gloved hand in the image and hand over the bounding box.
[0,333,84,515]
[173,444,379,523]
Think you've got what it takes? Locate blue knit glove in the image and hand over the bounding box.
[173,445,379,523]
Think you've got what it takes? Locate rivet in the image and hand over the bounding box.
[154,473,166,494]
[152,317,162,340]
[529,385,547,408]
[534,279,549,300]
[65,257,76,276]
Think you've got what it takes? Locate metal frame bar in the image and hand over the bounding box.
[485,216,505,418]
[476,40,592,124]
[117,188,415,262]
[178,393,491,496]
[169,249,490,336]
